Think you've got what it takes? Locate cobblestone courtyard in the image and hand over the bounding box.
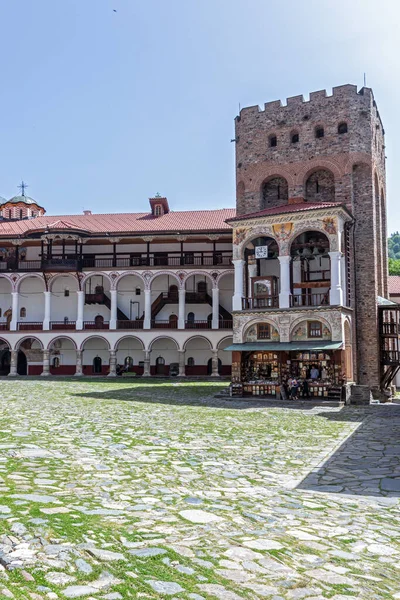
[0,381,399,599]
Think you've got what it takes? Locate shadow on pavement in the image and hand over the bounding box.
[296,405,400,498]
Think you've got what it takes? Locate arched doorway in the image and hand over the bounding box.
[94,315,105,329]
[17,351,27,375]
[0,349,10,375]
[93,356,102,374]
[207,357,222,375]
[169,314,178,329]
[156,356,165,375]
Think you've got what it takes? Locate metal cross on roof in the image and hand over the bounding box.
[17,181,28,197]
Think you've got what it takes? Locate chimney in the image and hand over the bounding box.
[83,210,92,216]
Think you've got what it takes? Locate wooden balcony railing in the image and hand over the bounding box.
[83,321,110,330]
[290,293,330,307]
[381,322,399,336]
[116,320,144,330]
[50,321,76,330]
[242,297,279,309]
[185,320,211,329]
[17,322,43,331]
[219,320,233,329]
[151,320,178,329]
[0,323,9,330]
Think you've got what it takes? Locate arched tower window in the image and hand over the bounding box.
[305,169,335,203]
[20,307,26,318]
[19,209,23,219]
[315,126,324,139]
[261,177,288,209]
[338,122,348,134]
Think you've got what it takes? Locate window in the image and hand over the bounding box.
[8,210,11,219]
[308,321,322,338]
[257,323,271,339]
[52,357,60,368]
[269,135,277,147]
[338,122,348,134]
[0,309,2,318]
[64,289,70,297]
[20,307,26,318]
[315,127,324,139]
[19,209,23,220]
[291,132,299,143]
[154,205,162,216]
[187,357,195,367]
[135,287,141,295]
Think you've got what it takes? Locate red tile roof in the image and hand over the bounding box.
[388,276,400,295]
[226,202,350,222]
[0,209,236,238]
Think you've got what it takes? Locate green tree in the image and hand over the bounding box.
[389,258,400,275]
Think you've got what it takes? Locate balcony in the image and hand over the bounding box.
[151,320,178,329]
[116,320,144,330]
[242,297,279,310]
[83,321,110,330]
[81,252,233,270]
[290,292,330,307]
[50,321,77,330]
[17,322,43,331]
[185,320,211,330]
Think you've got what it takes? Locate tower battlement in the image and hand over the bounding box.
[237,85,383,129]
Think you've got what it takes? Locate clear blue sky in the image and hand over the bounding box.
[0,0,399,231]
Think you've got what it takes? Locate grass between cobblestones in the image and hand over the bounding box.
[0,379,397,599]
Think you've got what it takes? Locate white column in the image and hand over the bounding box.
[340,254,347,306]
[8,350,17,376]
[110,290,117,329]
[143,351,151,376]
[10,292,19,331]
[108,350,117,376]
[41,350,50,376]
[211,349,220,377]
[248,261,257,297]
[144,290,151,329]
[76,291,84,330]
[329,251,343,306]
[278,255,291,309]
[178,350,186,377]
[43,291,51,330]
[212,287,219,329]
[232,259,245,311]
[74,350,83,376]
[178,289,185,329]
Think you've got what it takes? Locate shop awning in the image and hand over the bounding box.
[224,341,343,352]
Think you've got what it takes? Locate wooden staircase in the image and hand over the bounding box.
[85,292,129,321]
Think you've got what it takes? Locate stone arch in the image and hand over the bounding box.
[150,271,182,290]
[80,335,111,351]
[253,168,295,197]
[14,336,44,351]
[183,335,213,351]
[217,336,234,350]
[261,175,289,209]
[304,168,335,203]
[149,336,180,352]
[288,226,335,252]
[16,273,46,292]
[238,228,280,259]
[47,335,78,350]
[242,317,280,342]
[80,272,113,290]
[184,271,216,289]
[114,335,145,351]
[114,271,146,290]
[298,158,342,187]
[289,315,332,340]
[0,275,13,290]
[49,273,79,292]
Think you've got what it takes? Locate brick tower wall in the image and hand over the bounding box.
[235,84,387,388]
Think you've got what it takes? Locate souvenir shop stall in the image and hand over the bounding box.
[228,342,344,399]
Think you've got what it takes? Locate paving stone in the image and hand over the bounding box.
[145,580,184,594]
[62,586,98,598]
[179,510,223,524]
[85,547,126,561]
[129,547,167,557]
